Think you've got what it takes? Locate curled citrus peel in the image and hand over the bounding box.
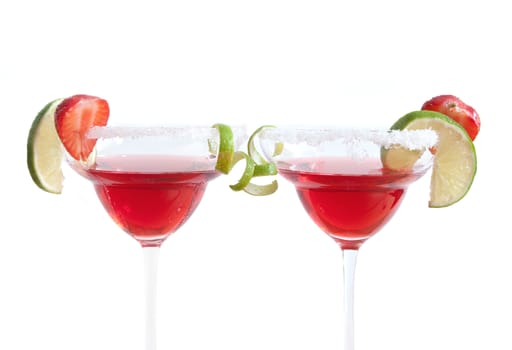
[212,124,280,196]
[212,123,236,174]
[248,125,280,176]
[228,151,256,191]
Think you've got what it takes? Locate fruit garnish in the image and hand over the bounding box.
[27,98,65,194]
[212,124,279,196]
[228,151,256,191]
[248,125,280,177]
[381,146,424,171]
[212,123,235,174]
[244,125,280,195]
[55,94,110,161]
[421,94,480,140]
[384,110,477,208]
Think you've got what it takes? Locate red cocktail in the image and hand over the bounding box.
[75,154,218,247]
[68,125,240,350]
[257,127,437,350]
[279,157,427,250]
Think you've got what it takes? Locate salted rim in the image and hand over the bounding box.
[258,127,438,150]
[87,125,246,145]
[88,126,217,139]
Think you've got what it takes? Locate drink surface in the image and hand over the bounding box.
[278,157,426,249]
[76,155,219,247]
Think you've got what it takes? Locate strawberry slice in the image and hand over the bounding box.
[55,94,109,161]
[421,94,480,140]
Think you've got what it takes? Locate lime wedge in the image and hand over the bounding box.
[385,110,477,208]
[27,98,65,194]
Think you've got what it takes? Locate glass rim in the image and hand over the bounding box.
[258,126,438,150]
[86,124,246,140]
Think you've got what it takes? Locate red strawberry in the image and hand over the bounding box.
[55,94,110,161]
[421,95,480,140]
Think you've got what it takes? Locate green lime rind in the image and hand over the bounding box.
[27,98,65,194]
[248,125,274,165]
[212,123,235,175]
[243,180,278,196]
[253,162,278,177]
[247,124,280,177]
[229,151,256,191]
[248,124,283,169]
[388,110,477,208]
[212,123,279,196]
[244,125,280,195]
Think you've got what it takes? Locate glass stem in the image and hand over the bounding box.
[143,246,160,350]
[342,249,358,350]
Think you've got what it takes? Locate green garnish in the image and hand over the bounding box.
[212,123,235,175]
[212,124,280,196]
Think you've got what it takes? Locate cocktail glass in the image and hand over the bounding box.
[256,126,438,350]
[68,125,243,350]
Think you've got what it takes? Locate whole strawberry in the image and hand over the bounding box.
[421,95,480,140]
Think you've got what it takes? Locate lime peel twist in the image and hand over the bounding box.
[211,123,235,175]
[212,124,281,196]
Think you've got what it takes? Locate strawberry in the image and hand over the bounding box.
[55,94,110,161]
[421,95,480,140]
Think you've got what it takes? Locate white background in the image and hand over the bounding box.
[1,1,509,349]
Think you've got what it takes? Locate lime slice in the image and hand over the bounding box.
[27,98,65,194]
[385,110,477,208]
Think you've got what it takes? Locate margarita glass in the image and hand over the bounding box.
[256,126,438,350]
[68,125,243,350]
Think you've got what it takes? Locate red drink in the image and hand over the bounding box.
[279,157,426,250]
[75,155,219,247]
